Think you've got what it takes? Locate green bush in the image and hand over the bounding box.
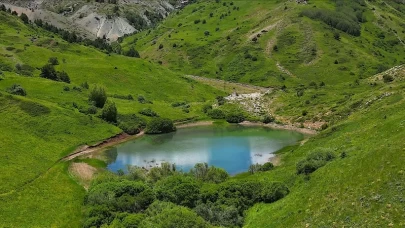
[89,85,107,108]
[101,100,117,123]
[145,118,176,134]
[296,150,336,175]
[202,104,213,113]
[262,115,275,124]
[48,57,59,65]
[260,182,289,203]
[87,105,97,115]
[57,71,70,83]
[141,201,209,228]
[155,175,200,208]
[118,114,146,135]
[260,162,274,171]
[7,84,26,96]
[139,108,158,117]
[225,112,245,123]
[207,109,225,119]
[40,64,58,81]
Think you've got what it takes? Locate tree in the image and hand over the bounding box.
[126,47,140,58]
[20,13,29,24]
[101,100,117,123]
[40,64,58,80]
[0,4,6,11]
[89,85,107,108]
[145,118,176,134]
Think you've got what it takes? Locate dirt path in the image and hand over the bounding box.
[186,75,270,93]
[239,121,318,135]
[62,131,144,161]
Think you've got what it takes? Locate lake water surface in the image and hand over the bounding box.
[105,125,304,175]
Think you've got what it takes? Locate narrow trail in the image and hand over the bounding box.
[186,75,271,93]
[62,131,144,161]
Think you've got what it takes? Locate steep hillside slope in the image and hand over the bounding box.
[124,0,405,87]
[0,11,222,227]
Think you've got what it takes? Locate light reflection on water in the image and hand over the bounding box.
[105,125,304,175]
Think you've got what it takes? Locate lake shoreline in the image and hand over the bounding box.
[176,120,318,135]
[65,120,317,161]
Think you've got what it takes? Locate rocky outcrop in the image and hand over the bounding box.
[0,0,176,41]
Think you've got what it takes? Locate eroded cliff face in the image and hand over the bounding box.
[0,0,176,41]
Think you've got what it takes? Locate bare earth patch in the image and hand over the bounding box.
[69,162,97,190]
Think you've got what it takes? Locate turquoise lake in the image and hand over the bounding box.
[105,125,304,175]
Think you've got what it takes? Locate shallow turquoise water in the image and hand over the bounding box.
[105,125,304,175]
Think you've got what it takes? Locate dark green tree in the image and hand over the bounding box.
[20,13,29,24]
[101,100,117,123]
[89,85,107,108]
[40,64,58,81]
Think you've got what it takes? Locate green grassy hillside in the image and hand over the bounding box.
[124,0,405,87]
[0,10,224,227]
[0,0,404,227]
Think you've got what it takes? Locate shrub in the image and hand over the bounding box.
[48,57,59,65]
[146,118,176,134]
[139,108,158,117]
[172,101,187,107]
[57,71,70,83]
[207,109,225,119]
[101,100,117,123]
[89,85,107,108]
[81,81,89,89]
[261,182,289,203]
[202,104,212,113]
[260,162,274,171]
[383,74,394,83]
[155,175,200,207]
[226,112,245,123]
[296,150,336,175]
[87,105,98,114]
[118,114,146,135]
[126,47,140,58]
[40,64,58,80]
[216,96,225,105]
[262,115,275,124]
[7,84,26,96]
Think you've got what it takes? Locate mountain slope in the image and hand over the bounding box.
[0,10,223,227]
[0,0,178,40]
[124,0,405,87]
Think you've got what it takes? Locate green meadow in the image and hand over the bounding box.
[0,0,405,227]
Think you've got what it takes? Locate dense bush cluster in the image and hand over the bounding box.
[83,162,289,227]
[225,112,245,123]
[145,118,176,134]
[118,114,146,135]
[40,59,70,83]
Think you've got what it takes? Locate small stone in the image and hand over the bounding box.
[387,204,392,208]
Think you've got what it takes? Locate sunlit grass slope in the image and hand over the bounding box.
[0,10,223,227]
[124,0,405,87]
